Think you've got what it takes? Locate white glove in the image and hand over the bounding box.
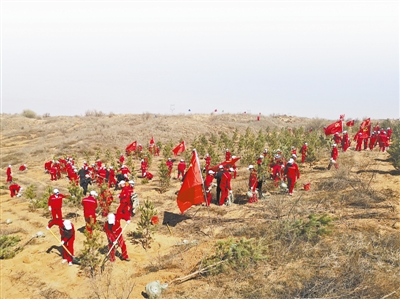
[61,241,64,245]
[48,206,52,211]
[229,190,233,194]
[127,220,131,224]
[46,226,50,230]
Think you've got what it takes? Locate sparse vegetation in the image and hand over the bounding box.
[134,200,158,249]
[21,109,38,119]
[0,235,21,259]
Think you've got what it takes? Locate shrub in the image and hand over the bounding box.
[0,235,21,259]
[388,121,400,170]
[67,181,84,207]
[21,109,37,119]
[134,200,158,249]
[79,223,103,277]
[158,160,170,193]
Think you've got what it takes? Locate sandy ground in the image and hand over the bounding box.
[1,114,399,299]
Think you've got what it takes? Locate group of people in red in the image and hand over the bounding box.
[6,164,28,198]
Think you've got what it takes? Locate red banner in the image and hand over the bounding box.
[323,120,343,135]
[172,141,186,156]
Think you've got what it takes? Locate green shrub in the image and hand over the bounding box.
[0,235,21,259]
[134,200,158,249]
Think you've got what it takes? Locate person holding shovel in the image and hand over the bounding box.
[47,219,75,266]
[104,213,129,262]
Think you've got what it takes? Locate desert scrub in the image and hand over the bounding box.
[202,237,266,275]
[0,235,21,259]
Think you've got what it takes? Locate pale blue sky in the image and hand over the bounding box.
[1,1,399,119]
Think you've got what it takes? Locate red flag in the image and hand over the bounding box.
[149,136,155,145]
[346,120,355,127]
[172,141,186,156]
[340,114,345,120]
[214,109,217,112]
[125,141,137,154]
[323,120,343,135]
[176,150,205,213]
[209,157,241,172]
[356,118,371,138]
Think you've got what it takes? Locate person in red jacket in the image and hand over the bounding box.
[204,170,215,206]
[9,183,22,197]
[166,158,173,177]
[48,188,65,221]
[341,131,350,152]
[328,144,339,170]
[248,165,258,203]
[204,154,211,172]
[225,149,231,161]
[290,146,297,156]
[355,133,363,151]
[47,219,75,266]
[140,159,148,178]
[6,165,12,183]
[44,160,53,173]
[284,158,300,196]
[333,132,342,146]
[270,161,283,187]
[369,132,378,150]
[387,127,393,140]
[219,168,233,205]
[97,166,107,186]
[82,191,98,233]
[177,159,186,180]
[116,181,132,222]
[104,213,129,262]
[108,166,117,188]
[118,165,131,181]
[378,131,388,152]
[300,143,308,163]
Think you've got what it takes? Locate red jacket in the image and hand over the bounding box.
[48,193,65,209]
[220,172,232,190]
[331,147,338,161]
[104,218,122,243]
[82,195,98,217]
[284,163,300,179]
[177,162,186,172]
[249,171,257,190]
[204,173,214,189]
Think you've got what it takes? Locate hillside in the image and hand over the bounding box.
[1,113,399,299]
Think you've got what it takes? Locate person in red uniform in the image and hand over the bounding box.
[225,149,231,161]
[82,191,98,233]
[256,155,264,167]
[97,166,107,186]
[230,156,238,179]
[369,132,378,150]
[204,170,215,206]
[219,168,232,205]
[300,143,308,163]
[140,159,148,178]
[333,132,342,146]
[54,161,62,179]
[354,133,363,151]
[154,145,160,156]
[9,183,22,197]
[328,144,339,170]
[271,161,284,187]
[104,213,129,262]
[284,158,300,196]
[47,219,75,266]
[48,188,65,221]
[341,131,350,152]
[378,131,388,152]
[177,159,186,180]
[138,144,143,152]
[290,146,297,156]
[204,154,211,172]
[116,181,132,222]
[108,166,117,188]
[44,160,53,173]
[166,158,173,177]
[248,165,258,203]
[6,165,12,183]
[118,165,131,181]
[387,127,393,140]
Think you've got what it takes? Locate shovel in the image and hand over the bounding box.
[48,227,80,264]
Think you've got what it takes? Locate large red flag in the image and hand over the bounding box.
[340,114,345,120]
[176,150,205,213]
[323,120,343,135]
[172,141,186,156]
[125,141,137,154]
[209,156,241,172]
[356,118,371,138]
[346,120,355,127]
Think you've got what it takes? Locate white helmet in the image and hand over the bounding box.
[63,220,72,230]
[259,155,264,159]
[288,158,294,164]
[119,180,126,185]
[333,144,337,147]
[208,170,215,174]
[90,190,98,196]
[107,213,115,224]
[53,189,59,194]
[248,165,254,169]
[128,180,135,186]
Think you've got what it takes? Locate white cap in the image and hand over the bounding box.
[128,180,134,185]
[85,174,90,178]
[218,165,224,169]
[8,164,11,167]
[109,166,113,169]
[264,149,268,152]
[206,154,209,157]
[121,165,125,168]
[232,156,236,159]
[63,220,72,230]
[168,158,171,160]
[90,190,98,196]
[288,158,294,164]
[292,154,297,158]
[259,155,264,159]
[343,131,347,133]
[229,167,234,172]
[304,143,308,145]
[180,159,184,162]
[333,144,337,147]
[248,165,254,169]
[141,159,144,162]
[226,148,229,151]
[208,170,215,174]
[119,180,125,185]
[53,189,59,194]
[107,213,115,224]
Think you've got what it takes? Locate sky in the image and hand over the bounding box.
[1,0,399,119]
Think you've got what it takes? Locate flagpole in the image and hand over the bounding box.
[193,149,207,205]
